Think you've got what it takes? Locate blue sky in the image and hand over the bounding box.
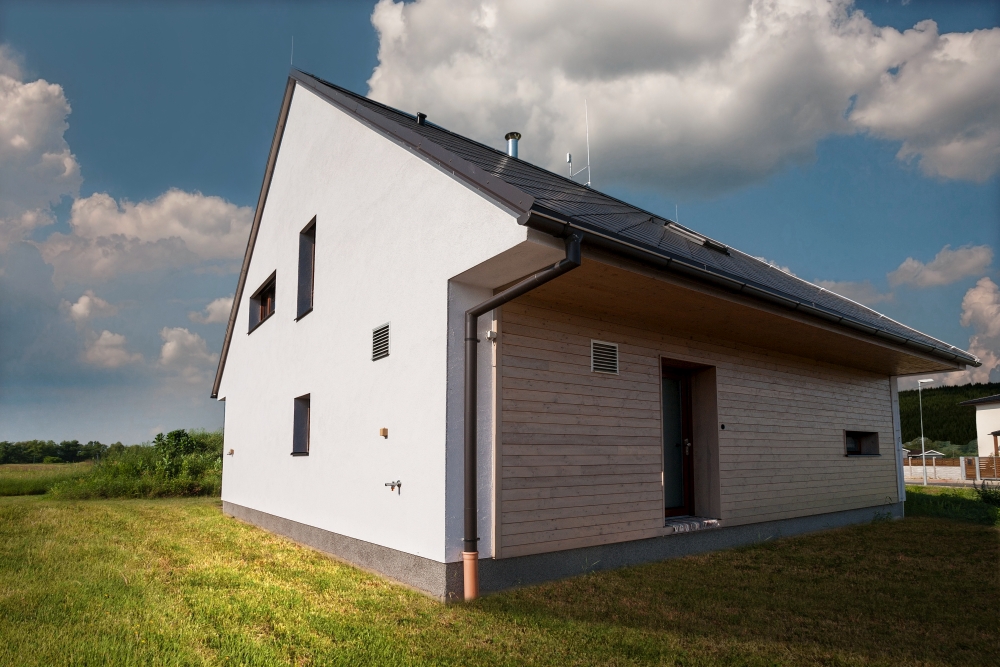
[1,0,997,443]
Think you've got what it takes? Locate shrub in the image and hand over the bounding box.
[973,480,1000,507]
[49,429,223,499]
[42,456,63,464]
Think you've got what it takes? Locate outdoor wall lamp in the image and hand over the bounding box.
[385,480,401,494]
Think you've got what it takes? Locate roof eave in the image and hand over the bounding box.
[518,207,979,370]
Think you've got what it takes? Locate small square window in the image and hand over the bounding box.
[845,430,879,456]
[292,394,310,456]
[249,272,276,332]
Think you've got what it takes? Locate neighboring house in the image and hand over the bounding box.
[211,69,980,601]
[905,449,946,459]
[957,394,1000,457]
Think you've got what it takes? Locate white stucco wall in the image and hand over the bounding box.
[975,404,1000,456]
[217,83,550,563]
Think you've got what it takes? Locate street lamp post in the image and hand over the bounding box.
[918,379,934,486]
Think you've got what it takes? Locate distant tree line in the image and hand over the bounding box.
[0,439,122,465]
[899,381,1000,454]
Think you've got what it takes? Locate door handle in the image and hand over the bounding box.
[684,439,691,455]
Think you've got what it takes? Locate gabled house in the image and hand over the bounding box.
[905,449,946,459]
[957,394,1000,457]
[212,69,980,601]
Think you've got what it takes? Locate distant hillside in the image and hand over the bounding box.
[898,382,1000,448]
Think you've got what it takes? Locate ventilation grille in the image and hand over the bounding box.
[372,323,390,361]
[591,340,619,374]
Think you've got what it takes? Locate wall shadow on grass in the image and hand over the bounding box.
[905,486,1000,525]
[476,519,999,666]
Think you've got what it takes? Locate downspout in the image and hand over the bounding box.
[463,231,582,600]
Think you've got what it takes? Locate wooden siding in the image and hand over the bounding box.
[497,299,898,558]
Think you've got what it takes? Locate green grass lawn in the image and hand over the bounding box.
[0,462,92,496]
[905,483,1000,525]
[1,496,997,666]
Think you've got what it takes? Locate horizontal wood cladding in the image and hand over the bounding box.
[497,299,898,559]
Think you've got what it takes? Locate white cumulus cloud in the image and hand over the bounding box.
[83,330,142,368]
[0,44,81,249]
[61,289,117,323]
[888,244,993,288]
[946,277,1000,385]
[159,327,218,384]
[39,189,253,284]
[906,277,1000,388]
[368,0,1000,194]
[960,276,1000,339]
[849,25,1000,181]
[188,296,234,324]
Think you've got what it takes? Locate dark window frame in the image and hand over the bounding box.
[844,430,880,457]
[292,394,310,456]
[296,217,316,321]
[248,271,277,333]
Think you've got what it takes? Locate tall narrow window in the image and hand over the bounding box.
[372,323,390,361]
[292,394,310,456]
[297,217,316,319]
[249,272,276,332]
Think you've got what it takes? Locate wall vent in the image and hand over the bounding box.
[591,340,619,374]
[372,323,390,361]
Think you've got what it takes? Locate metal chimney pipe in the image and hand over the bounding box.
[505,132,521,158]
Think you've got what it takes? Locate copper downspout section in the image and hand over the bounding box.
[463,231,582,601]
[462,551,479,600]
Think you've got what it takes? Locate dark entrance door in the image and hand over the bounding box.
[662,368,694,517]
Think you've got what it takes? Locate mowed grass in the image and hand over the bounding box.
[0,498,997,667]
[0,462,92,496]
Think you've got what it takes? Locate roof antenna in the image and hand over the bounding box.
[675,204,678,223]
[291,36,294,66]
[585,100,592,186]
[567,100,592,186]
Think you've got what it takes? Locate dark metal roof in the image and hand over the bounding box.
[287,69,979,369]
[958,394,1000,406]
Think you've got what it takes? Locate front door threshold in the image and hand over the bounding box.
[664,516,721,534]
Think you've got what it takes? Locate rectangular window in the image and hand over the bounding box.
[249,272,276,332]
[292,394,310,456]
[297,217,316,319]
[845,430,879,456]
[372,323,390,361]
